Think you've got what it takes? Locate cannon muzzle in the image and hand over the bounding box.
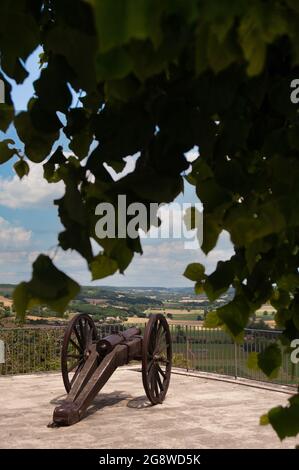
[97,326,141,354]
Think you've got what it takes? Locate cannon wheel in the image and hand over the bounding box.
[61,313,98,393]
[142,314,172,405]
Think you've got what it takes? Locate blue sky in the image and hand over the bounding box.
[0,48,233,287]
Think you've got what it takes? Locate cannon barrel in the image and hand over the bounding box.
[97,326,141,354]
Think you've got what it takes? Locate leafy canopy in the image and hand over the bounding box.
[1,0,299,440]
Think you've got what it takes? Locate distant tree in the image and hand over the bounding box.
[137,312,146,318]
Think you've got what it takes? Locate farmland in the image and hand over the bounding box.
[0,284,277,329]
[144,307,205,322]
[0,296,12,308]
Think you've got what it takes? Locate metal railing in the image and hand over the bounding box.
[0,323,298,388]
[0,324,127,375]
[170,326,299,387]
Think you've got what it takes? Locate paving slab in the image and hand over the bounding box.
[0,367,297,449]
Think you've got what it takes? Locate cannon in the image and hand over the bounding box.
[52,313,172,426]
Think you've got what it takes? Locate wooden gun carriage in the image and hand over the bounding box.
[53,313,172,426]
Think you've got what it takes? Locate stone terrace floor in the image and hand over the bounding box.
[0,366,297,449]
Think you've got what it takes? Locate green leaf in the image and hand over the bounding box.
[207,30,239,74]
[265,394,299,440]
[201,215,222,255]
[96,47,133,80]
[257,343,282,378]
[14,112,59,163]
[93,0,164,53]
[204,259,235,301]
[286,0,299,13]
[90,253,118,280]
[0,9,39,80]
[104,76,139,102]
[217,295,251,338]
[245,238,272,273]
[203,310,223,328]
[34,58,72,113]
[0,105,14,132]
[260,413,269,426]
[247,352,259,370]
[69,131,93,160]
[196,178,231,213]
[0,139,17,164]
[30,100,63,134]
[270,288,290,310]
[238,4,288,76]
[238,8,266,76]
[43,147,66,182]
[13,159,29,179]
[119,171,183,204]
[195,23,209,75]
[55,178,93,262]
[277,275,299,292]
[224,203,285,246]
[183,263,205,282]
[194,281,204,295]
[13,255,80,321]
[97,237,136,273]
[44,20,97,92]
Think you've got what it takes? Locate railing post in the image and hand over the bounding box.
[186,326,189,372]
[0,339,4,366]
[234,342,238,379]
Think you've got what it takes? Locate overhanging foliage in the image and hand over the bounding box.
[1,0,299,440]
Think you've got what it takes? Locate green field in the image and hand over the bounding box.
[168,313,202,321]
[70,302,128,318]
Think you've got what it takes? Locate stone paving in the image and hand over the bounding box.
[0,366,297,448]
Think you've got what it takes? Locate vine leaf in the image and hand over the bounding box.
[14,112,59,163]
[13,159,29,179]
[0,139,17,164]
[93,0,163,53]
[204,259,235,301]
[204,310,223,328]
[257,343,282,378]
[13,255,80,321]
[217,296,251,338]
[261,394,299,440]
[183,263,205,282]
[90,253,118,280]
[247,352,259,370]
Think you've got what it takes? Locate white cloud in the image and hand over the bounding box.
[0,230,234,286]
[61,230,234,287]
[0,163,63,209]
[0,251,29,263]
[33,230,234,287]
[0,217,32,279]
[0,216,31,250]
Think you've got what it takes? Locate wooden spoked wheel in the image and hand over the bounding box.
[142,314,172,405]
[61,313,98,393]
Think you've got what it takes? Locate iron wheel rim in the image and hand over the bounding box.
[61,313,97,393]
[142,314,172,405]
